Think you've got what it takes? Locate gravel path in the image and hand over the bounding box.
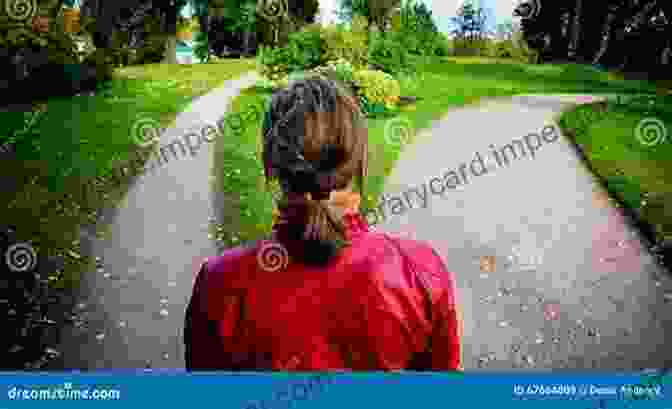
[46,89,672,370]
[375,94,672,369]
[47,71,261,369]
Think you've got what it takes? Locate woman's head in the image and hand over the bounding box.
[262,75,368,265]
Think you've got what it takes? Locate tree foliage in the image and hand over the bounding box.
[515,0,671,75]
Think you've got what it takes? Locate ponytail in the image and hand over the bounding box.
[262,75,367,266]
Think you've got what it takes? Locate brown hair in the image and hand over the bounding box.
[262,75,368,265]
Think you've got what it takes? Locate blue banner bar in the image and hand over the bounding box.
[1,372,670,408]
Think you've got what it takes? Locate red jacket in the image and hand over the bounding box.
[184,213,461,370]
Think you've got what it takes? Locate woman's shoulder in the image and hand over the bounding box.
[205,243,258,272]
[199,242,261,289]
[353,232,454,292]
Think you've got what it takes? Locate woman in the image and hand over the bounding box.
[184,75,461,370]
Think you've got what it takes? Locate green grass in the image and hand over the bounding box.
[0,58,256,289]
[211,56,662,247]
[558,94,672,242]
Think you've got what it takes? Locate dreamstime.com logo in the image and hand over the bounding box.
[384,117,414,147]
[635,117,668,147]
[515,0,541,19]
[7,383,121,400]
[1,228,38,274]
[131,113,165,147]
[256,0,288,20]
[257,240,289,272]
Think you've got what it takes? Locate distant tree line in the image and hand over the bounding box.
[515,0,671,77]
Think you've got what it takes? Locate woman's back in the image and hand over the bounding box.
[185,213,461,370]
[184,75,460,371]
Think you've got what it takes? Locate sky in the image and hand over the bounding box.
[181,0,522,35]
[319,0,521,34]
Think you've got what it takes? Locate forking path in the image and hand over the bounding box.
[47,76,672,369]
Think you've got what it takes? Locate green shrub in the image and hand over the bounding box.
[258,26,324,81]
[193,31,210,63]
[326,58,355,84]
[432,33,451,56]
[135,34,167,64]
[287,27,324,69]
[258,45,294,80]
[353,69,400,111]
[321,18,368,68]
[367,31,412,75]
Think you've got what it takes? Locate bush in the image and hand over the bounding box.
[258,45,294,80]
[325,58,355,84]
[367,31,412,75]
[321,18,368,68]
[258,26,324,81]
[432,33,451,56]
[193,31,210,63]
[353,69,400,112]
[287,27,324,69]
[134,34,167,64]
[82,49,114,82]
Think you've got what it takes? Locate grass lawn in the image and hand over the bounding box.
[0,57,256,290]
[558,94,672,246]
[211,56,662,247]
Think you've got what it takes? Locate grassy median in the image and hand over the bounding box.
[211,56,660,247]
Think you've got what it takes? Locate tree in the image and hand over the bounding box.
[451,0,488,55]
[396,0,440,55]
[336,0,370,23]
[496,21,514,41]
[336,0,400,31]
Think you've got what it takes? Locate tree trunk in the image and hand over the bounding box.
[662,46,671,66]
[592,12,614,65]
[160,0,179,64]
[162,34,177,63]
[568,0,582,59]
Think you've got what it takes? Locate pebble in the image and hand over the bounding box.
[524,355,535,365]
[118,321,126,328]
[76,302,86,310]
[520,305,528,312]
[497,288,511,297]
[499,321,510,327]
[97,268,105,274]
[160,298,168,305]
[535,337,544,344]
[163,353,169,360]
[8,345,23,353]
[44,347,60,358]
[664,293,672,302]
[159,309,169,317]
[8,309,16,316]
[95,333,105,341]
[103,272,111,279]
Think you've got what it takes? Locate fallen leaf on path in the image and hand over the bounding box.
[543,303,560,320]
[480,256,496,273]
